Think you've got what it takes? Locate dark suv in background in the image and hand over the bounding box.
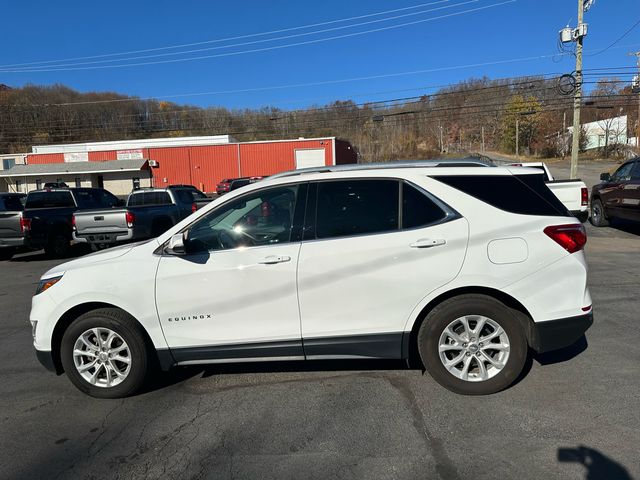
[591,157,640,226]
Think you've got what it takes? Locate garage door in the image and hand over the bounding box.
[295,149,326,169]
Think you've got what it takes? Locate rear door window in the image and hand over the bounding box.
[434,174,570,217]
[314,180,399,239]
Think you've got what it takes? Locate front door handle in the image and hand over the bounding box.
[410,238,446,248]
[258,255,291,265]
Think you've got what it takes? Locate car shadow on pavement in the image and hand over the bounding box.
[533,335,588,366]
[141,359,407,394]
[609,219,640,237]
[557,446,632,480]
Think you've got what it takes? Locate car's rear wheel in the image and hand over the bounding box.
[60,308,149,398]
[45,233,70,258]
[417,294,528,395]
[590,198,609,227]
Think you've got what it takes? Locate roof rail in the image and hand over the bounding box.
[268,158,495,180]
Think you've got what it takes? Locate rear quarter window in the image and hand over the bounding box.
[434,174,570,217]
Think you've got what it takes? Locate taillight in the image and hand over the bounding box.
[544,224,587,254]
[581,187,588,207]
[20,216,31,233]
[125,211,135,228]
[191,203,197,213]
[71,214,76,231]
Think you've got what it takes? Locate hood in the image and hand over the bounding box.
[41,240,154,279]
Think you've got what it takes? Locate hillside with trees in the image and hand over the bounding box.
[0,75,637,161]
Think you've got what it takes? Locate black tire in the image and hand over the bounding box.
[60,308,149,398]
[0,248,15,261]
[45,233,71,258]
[589,198,609,227]
[575,211,589,223]
[417,294,528,395]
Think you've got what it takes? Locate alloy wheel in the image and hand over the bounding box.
[438,315,511,382]
[73,327,131,388]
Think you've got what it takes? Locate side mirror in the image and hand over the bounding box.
[600,172,611,181]
[165,233,186,256]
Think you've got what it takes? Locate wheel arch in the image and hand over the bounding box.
[51,302,166,374]
[403,286,535,365]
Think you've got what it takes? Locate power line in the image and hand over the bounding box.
[0,0,480,71]
[3,89,636,141]
[587,17,640,57]
[2,78,633,136]
[0,0,453,69]
[0,55,569,109]
[0,1,516,73]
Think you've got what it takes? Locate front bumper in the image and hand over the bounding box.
[35,349,60,374]
[529,312,593,353]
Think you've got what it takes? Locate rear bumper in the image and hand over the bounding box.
[35,349,59,374]
[529,312,593,353]
[74,230,133,245]
[0,237,25,248]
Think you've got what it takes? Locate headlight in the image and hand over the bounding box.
[35,275,63,295]
[30,321,38,339]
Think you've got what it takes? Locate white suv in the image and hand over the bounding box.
[31,164,593,398]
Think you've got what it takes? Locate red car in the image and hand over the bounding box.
[216,176,264,196]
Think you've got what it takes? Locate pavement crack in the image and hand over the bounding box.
[385,375,461,480]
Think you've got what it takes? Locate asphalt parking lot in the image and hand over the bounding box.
[1,212,639,479]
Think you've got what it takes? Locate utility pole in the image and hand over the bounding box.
[439,124,444,154]
[631,51,640,147]
[569,0,585,179]
[515,118,520,160]
[481,126,485,153]
[562,111,567,159]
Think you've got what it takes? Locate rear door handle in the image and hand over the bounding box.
[410,238,446,248]
[258,255,291,265]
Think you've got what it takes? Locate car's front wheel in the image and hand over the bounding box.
[418,294,528,395]
[590,198,609,227]
[60,308,149,398]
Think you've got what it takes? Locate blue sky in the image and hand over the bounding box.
[1,0,638,110]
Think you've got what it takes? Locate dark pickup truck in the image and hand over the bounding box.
[73,185,211,248]
[0,193,26,260]
[590,157,640,226]
[21,188,121,257]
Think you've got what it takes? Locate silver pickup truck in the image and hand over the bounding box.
[73,186,211,249]
[0,193,26,260]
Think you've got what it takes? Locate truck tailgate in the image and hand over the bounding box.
[74,208,129,234]
[546,180,585,212]
[0,211,22,239]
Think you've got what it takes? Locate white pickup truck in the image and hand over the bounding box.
[509,162,588,222]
